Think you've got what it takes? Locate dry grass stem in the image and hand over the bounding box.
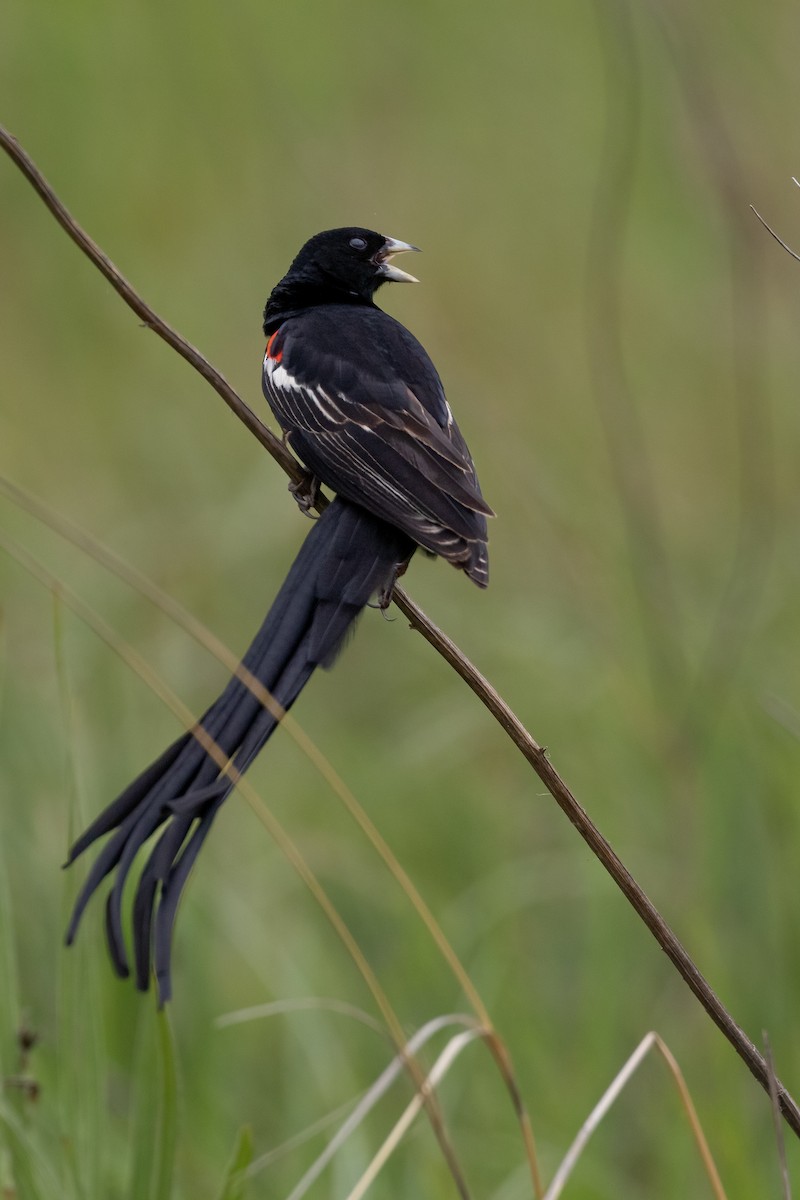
[750,206,800,264]
[542,1032,726,1200]
[284,1016,483,1200]
[342,1028,486,1200]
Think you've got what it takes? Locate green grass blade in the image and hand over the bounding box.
[216,1124,253,1200]
[0,845,19,1085]
[0,1099,64,1200]
[129,1005,180,1200]
[153,1008,179,1200]
[0,611,20,1077]
[54,591,106,1200]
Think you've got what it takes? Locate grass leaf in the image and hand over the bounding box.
[216,1124,254,1200]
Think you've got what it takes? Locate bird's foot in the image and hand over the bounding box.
[376,560,409,611]
[289,471,320,517]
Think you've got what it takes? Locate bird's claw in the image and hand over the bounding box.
[289,471,321,517]
[375,560,409,611]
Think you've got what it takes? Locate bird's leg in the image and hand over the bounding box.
[288,469,321,517]
[376,559,409,611]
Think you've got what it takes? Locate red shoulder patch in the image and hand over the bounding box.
[265,330,283,363]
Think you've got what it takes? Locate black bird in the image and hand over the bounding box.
[65,228,492,1003]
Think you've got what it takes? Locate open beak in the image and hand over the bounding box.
[375,236,421,283]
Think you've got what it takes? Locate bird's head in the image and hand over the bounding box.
[285,227,420,301]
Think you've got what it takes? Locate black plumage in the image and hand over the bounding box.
[66,227,491,1002]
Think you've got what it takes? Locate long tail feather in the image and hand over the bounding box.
[65,498,414,1003]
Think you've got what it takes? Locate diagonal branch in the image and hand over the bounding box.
[2,122,798,1138]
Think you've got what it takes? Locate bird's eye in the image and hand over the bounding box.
[349,236,368,251]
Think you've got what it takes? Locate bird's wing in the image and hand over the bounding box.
[262,308,492,571]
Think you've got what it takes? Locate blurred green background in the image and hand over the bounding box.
[2,1,800,1196]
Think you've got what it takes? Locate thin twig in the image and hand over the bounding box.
[382,591,800,1136]
[2,122,799,1140]
[750,205,800,264]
